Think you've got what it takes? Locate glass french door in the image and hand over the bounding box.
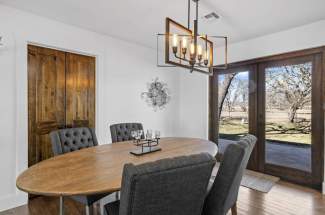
[210,65,259,170]
[258,54,323,188]
[218,71,249,140]
[211,49,324,188]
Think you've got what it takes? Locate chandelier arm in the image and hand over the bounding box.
[174,53,191,63]
[189,0,199,73]
[196,0,199,27]
[187,0,191,29]
[174,53,211,68]
[191,67,213,75]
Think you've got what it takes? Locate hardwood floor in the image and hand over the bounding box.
[237,181,325,215]
[0,197,94,215]
[1,181,325,215]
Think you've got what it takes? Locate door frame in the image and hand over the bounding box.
[209,46,325,188]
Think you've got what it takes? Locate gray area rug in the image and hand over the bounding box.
[212,163,279,193]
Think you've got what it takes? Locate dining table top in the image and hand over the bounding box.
[16,137,218,197]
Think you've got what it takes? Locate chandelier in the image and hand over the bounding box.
[157,0,228,75]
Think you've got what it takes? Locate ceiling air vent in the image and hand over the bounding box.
[0,36,3,48]
[203,12,220,20]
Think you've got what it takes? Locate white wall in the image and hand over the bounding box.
[218,19,325,64]
[178,19,325,192]
[0,5,181,211]
[101,37,181,143]
[178,71,209,139]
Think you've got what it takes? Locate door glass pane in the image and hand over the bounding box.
[265,62,312,172]
[218,71,249,141]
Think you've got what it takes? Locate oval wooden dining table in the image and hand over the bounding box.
[16,137,218,215]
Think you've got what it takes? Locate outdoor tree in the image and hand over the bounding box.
[224,81,240,117]
[218,73,249,118]
[218,73,236,118]
[224,93,232,118]
[266,63,312,123]
[236,78,248,112]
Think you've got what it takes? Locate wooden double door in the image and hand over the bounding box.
[210,47,325,189]
[28,45,95,166]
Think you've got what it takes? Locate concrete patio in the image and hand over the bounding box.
[219,139,311,172]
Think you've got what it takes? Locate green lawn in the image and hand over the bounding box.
[219,119,311,144]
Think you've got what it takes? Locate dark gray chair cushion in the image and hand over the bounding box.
[202,134,257,215]
[105,153,216,215]
[105,200,120,215]
[50,127,98,155]
[49,127,106,206]
[110,123,143,143]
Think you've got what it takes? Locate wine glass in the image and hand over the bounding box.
[131,130,137,140]
[155,130,161,139]
[137,130,143,140]
[146,129,153,140]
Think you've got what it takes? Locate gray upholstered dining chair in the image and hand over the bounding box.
[202,134,257,215]
[49,127,111,215]
[105,153,216,215]
[110,123,144,143]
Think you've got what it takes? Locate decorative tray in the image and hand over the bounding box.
[130,138,161,156]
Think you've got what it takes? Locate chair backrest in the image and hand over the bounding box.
[49,127,98,155]
[119,153,216,215]
[110,123,143,143]
[202,134,257,215]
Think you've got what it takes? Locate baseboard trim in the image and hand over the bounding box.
[0,192,27,212]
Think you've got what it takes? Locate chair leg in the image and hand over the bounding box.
[231,203,237,215]
[100,199,105,215]
[94,203,100,215]
[115,191,119,200]
[85,205,94,215]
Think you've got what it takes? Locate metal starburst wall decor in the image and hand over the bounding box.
[141,78,171,111]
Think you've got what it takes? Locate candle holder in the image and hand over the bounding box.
[130,130,162,156]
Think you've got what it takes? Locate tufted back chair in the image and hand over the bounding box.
[110,123,144,143]
[50,127,98,155]
[105,153,216,215]
[202,134,257,215]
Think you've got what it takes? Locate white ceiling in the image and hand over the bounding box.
[1,0,325,48]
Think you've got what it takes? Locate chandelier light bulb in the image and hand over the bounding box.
[197,45,203,61]
[172,34,178,47]
[203,49,209,66]
[197,45,202,56]
[190,43,195,55]
[182,37,187,48]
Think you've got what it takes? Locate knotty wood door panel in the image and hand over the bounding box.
[66,53,95,128]
[28,45,65,166]
[28,46,96,167]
